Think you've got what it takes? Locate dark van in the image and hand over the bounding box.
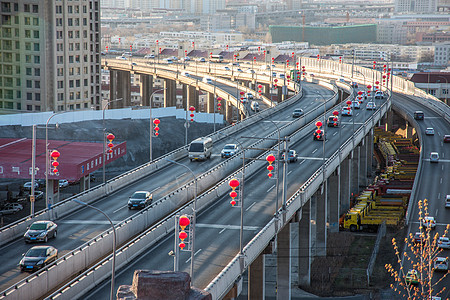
[414,111,424,120]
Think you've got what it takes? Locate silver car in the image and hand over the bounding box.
[438,237,450,249]
[24,220,58,243]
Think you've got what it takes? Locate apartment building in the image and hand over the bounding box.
[434,42,450,66]
[0,0,101,113]
[394,0,438,13]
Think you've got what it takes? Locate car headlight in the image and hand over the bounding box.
[39,232,46,237]
[37,260,44,265]
[24,232,30,237]
[140,201,145,204]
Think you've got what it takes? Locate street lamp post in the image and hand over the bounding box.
[45,112,66,217]
[149,89,166,162]
[102,98,123,184]
[73,199,116,300]
[165,158,197,285]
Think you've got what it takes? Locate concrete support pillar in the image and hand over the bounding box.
[115,71,131,108]
[298,199,311,286]
[351,148,360,196]
[182,85,188,109]
[109,69,118,104]
[248,253,265,299]
[164,79,177,107]
[207,92,214,113]
[79,175,90,192]
[226,100,233,123]
[405,121,414,139]
[327,168,340,232]
[276,223,291,300]
[384,109,394,132]
[340,155,351,213]
[277,87,282,103]
[314,183,327,256]
[264,83,271,99]
[367,129,374,176]
[359,139,368,187]
[139,74,153,107]
[186,85,197,109]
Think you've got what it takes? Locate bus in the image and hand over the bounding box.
[188,137,213,161]
[210,55,223,63]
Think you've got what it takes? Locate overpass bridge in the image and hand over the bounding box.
[0,57,449,300]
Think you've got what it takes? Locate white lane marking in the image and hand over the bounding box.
[185,249,202,263]
[267,185,275,193]
[438,193,441,199]
[195,223,260,231]
[423,159,450,163]
[219,227,227,234]
[333,132,337,136]
[113,205,127,214]
[177,172,187,178]
[287,170,292,176]
[356,113,360,116]
[342,124,346,128]
[441,178,443,184]
[246,202,256,211]
[436,209,438,216]
[299,160,305,164]
[297,156,326,161]
[149,186,161,194]
[59,220,120,225]
[312,149,318,154]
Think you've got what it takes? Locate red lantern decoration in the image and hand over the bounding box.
[229,191,237,199]
[179,215,190,230]
[333,117,338,121]
[153,119,160,137]
[179,231,187,241]
[346,100,352,106]
[358,91,363,96]
[315,121,322,128]
[106,133,115,153]
[266,154,276,178]
[316,129,322,134]
[333,110,339,116]
[52,161,59,167]
[50,150,61,174]
[51,150,60,159]
[189,106,195,122]
[367,85,372,90]
[179,242,186,250]
[229,178,240,190]
[267,165,274,171]
[230,200,237,206]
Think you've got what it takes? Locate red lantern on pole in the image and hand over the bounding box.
[266,154,276,178]
[106,133,115,153]
[315,121,322,128]
[333,110,339,116]
[189,106,195,122]
[217,97,222,111]
[179,231,187,241]
[130,45,132,52]
[50,150,60,174]
[179,215,190,230]
[317,54,320,60]
[229,178,240,206]
[153,118,160,137]
[346,100,352,107]
[106,46,109,52]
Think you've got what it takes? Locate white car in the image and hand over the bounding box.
[144,54,155,59]
[425,128,434,135]
[430,152,439,163]
[366,102,376,110]
[352,101,360,109]
[434,257,448,271]
[375,91,384,99]
[0,203,23,215]
[438,237,450,249]
[182,72,191,77]
[422,216,436,229]
[221,144,238,158]
[116,56,127,60]
[341,107,353,116]
[24,182,39,190]
[59,180,69,188]
[196,57,206,62]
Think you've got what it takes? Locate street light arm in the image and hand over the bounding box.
[72,199,116,300]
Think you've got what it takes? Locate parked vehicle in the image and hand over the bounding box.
[414,111,424,120]
[221,144,238,158]
[24,221,58,243]
[19,245,58,272]
[292,108,304,118]
[434,257,448,271]
[24,182,39,190]
[189,137,213,161]
[0,203,23,215]
[437,237,450,249]
[128,191,152,209]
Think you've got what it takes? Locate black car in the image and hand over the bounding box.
[19,245,58,272]
[313,130,325,141]
[327,116,339,127]
[24,220,58,243]
[128,191,152,209]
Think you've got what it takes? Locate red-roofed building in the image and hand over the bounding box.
[410,72,450,104]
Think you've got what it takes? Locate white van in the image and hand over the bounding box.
[189,137,213,161]
[430,152,439,163]
[202,77,213,84]
[445,195,450,208]
[250,101,260,112]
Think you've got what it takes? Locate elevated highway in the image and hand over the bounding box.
[1,57,449,299]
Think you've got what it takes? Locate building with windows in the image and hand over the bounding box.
[394,0,438,13]
[434,42,450,66]
[0,0,101,113]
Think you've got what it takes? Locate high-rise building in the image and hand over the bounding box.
[0,0,101,113]
[394,0,438,13]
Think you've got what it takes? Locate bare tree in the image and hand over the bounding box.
[385,199,449,299]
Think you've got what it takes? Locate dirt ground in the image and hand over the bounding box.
[300,225,408,297]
